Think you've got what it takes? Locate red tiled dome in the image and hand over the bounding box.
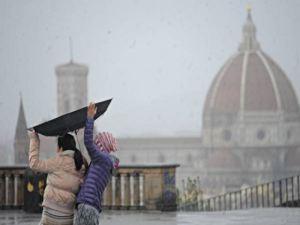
[203,10,299,118]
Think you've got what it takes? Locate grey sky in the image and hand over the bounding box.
[0,0,300,145]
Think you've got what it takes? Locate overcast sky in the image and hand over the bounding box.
[0,0,300,145]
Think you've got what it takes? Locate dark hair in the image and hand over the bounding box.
[57,134,84,171]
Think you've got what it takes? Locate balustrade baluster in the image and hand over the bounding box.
[273,181,276,207]
[0,174,4,207]
[250,187,253,208]
[261,185,264,208]
[285,178,288,206]
[245,188,248,209]
[279,180,282,206]
[291,177,294,207]
[139,173,144,207]
[124,173,130,209]
[112,175,116,207]
[120,173,125,208]
[14,174,19,207]
[298,176,300,202]
[5,173,10,207]
[133,173,140,208]
[267,183,270,207]
[229,193,232,210]
[234,192,237,210]
[255,186,259,208]
[239,191,242,209]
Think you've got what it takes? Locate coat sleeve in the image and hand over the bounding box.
[28,132,58,173]
[84,118,101,161]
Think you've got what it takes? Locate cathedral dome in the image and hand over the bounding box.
[203,10,299,120]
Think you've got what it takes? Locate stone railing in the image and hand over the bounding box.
[0,166,26,209]
[180,174,300,211]
[0,164,179,211]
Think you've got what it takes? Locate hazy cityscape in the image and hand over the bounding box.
[0,0,300,224]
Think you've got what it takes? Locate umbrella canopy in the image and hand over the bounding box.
[29,99,112,136]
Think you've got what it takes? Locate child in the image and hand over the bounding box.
[75,102,119,225]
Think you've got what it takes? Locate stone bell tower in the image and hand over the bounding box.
[55,39,88,116]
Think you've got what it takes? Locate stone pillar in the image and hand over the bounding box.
[130,173,134,208]
[115,174,121,208]
[124,174,130,209]
[18,174,24,207]
[133,173,140,208]
[14,174,19,206]
[111,176,116,207]
[0,174,4,207]
[139,174,144,207]
[5,173,10,207]
[120,173,125,208]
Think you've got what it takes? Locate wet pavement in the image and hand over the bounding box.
[0,208,300,225]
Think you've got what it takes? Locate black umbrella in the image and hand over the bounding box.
[29,99,112,136]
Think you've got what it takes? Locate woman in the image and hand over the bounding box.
[75,102,119,225]
[28,131,86,225]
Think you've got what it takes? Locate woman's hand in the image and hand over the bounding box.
[87,102,97,119]
[28,129,39,140]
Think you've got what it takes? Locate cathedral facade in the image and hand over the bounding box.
[117,10,300,196]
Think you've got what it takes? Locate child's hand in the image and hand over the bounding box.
[87,102,97,119]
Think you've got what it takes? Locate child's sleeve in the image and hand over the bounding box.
[84,118,101,161]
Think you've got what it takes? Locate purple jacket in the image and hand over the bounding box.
[76,118,117,212]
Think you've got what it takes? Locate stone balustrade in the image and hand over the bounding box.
[0,166,26,209]
[180,174,300,211]
[0,164,179,211]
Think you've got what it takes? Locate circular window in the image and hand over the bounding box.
[257,130,265,140]
[222,130,232,141]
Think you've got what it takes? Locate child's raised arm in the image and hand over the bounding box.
[84,102,102,161]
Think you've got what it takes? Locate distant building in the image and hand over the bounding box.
[200,8,300,195]
[12,56,89,164]
[14,96,29,165]
[56,59,88,116]
[13,96,58,164]
[117,9,300,196]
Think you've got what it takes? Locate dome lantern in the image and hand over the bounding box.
[239,8,260,52]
